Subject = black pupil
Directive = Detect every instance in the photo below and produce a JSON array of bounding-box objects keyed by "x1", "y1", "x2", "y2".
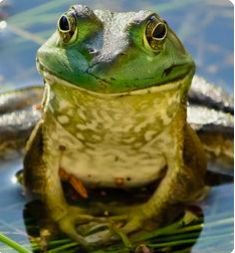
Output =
[
  {"x1": 59, "y1": 16, "x2": 70, "y2": 31},
  {"x1": 153, "y1": 23, "x2": 166, "y2": 39}
]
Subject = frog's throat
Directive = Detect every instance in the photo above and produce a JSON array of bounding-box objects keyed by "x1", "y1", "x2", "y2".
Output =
[
  {"x1": 43, "y1": 68, "x2": 191, "y2": 145},
  {"x1": 42, "y1": 69, "x2": 193, "y2": 97}
]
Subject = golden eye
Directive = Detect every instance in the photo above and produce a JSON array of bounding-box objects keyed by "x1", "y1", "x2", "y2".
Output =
[
  {"x1": 145, "y1": 15, "x2": 168, "y2": 51},
  {"x1": 57, "y1": 13, "x2": 77, "y2": 43}
]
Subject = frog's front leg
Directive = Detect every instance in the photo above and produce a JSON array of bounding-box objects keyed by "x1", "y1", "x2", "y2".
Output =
[
  {"x1": 23, "y1": 121, "x2": 98, "y2": 246},
  {"x1": 110, "y1": 124, "x2": 207, "y2": 235}
]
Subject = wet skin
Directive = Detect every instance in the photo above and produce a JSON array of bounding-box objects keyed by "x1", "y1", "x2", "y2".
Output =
[{"x1": 7, "y1": 4, "x2": 231, "y2": 247}]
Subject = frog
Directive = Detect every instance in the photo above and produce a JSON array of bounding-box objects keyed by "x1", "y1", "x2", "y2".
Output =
[{"x1": 0, "y1": 4, "x2": 233, "y2": 248}]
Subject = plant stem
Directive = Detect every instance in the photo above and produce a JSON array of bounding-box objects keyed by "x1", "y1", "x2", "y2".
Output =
[{"x1": 0, "y1": 232, "x2": 31, "y2": 253}]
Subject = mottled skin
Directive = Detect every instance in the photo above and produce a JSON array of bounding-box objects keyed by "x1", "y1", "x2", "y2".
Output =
[{"x1": 24, "y1": 5, "x2": 207, "y2": 246}]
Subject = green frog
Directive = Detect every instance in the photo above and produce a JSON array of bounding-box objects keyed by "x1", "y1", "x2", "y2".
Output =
[{"x1": 0, "y1": 4, "x2": 233, "y2": 248}]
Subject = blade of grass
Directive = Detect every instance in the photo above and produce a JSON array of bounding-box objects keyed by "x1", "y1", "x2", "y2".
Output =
[
  {"x1": 149, "y1": 232, "x2": 233, "y2": 247},
  {"x1": 8, "y1": 24, "x2": 45, "y2": 45},
  {"x1": 8, "y1": 0, "x2": 72, "y2": 24},
  {"x1": 8, "y1": 13, "x2": 61, "y2": 29},
  {"x1": 47, "y1": 241, "x2": 79, "y2": 253},
  {"x1": 0, "y1": 232, "x2": 31, "y2": 253}
]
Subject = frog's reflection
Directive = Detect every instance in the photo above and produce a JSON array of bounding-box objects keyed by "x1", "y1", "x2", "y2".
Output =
[{"x1": 22, "y1": 184, "x2": 204, "y2": 253}]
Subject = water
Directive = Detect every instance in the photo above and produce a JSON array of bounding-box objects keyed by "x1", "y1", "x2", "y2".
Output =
[{"x1": 0, "y1": 0, "x2": 233, "y2": 252}]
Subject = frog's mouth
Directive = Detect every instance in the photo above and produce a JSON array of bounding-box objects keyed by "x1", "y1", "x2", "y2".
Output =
[{"x1": 37, "y1": 60, "x2": 194, "y2": 97}]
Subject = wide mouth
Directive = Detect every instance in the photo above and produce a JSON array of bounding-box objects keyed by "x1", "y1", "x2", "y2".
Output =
[{"x1": 37, "y1": 59, "x2": 194, "y2": 97}]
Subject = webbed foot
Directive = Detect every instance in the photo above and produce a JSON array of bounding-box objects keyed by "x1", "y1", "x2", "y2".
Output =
[
  {"x1": 56, "y1": 204, "x2": 142, "y2": 248},
  {"x1": 56, "y1": 206, "x2": 106, "y2": 247},
  {"x1": 110, "y1": 205, "x2": 150, "y2": 234},
  {"x1": 90, "y1": 203, "x2": 153, "y2": 236}
]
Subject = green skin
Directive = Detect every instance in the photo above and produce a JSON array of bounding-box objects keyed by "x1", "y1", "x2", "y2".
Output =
[{"x1": 24, "y1": 5, "x2": 207, "y2": 247}]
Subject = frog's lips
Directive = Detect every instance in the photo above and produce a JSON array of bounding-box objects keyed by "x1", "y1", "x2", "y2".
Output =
[{"x1": 37, "y1": 59, "x2": 194, "y2": 96}]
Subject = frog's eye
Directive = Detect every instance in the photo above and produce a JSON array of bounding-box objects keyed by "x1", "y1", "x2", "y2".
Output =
[
  {"x1": 145, "y1": 15, "x2": 167, "y2": 51},
  {"x1": 57, "y1": 13, "x2": 77, "y2": 43},
  {"x1": 152, "y1": 23, "x2": 167, "y2": 40},
  {"x1": 58, "y1": 16, "x2": 70, "y2": 31}
]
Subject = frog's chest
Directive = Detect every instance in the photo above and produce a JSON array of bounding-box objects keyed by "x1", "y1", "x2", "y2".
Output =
[
  {"x1": 45, "y1": 83, "x2": 181, "y2": 188},
  {"x1": 49, "y1": 119, "x2": 170, "y2": 188}
]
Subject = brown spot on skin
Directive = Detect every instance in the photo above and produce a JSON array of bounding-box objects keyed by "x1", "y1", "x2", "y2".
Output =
[
  {"x1": 115, "y1": 177, "x2": 125, "y2": 187},
  {"x1": 59, "y1": 145, "x2": 66, "y2": 151},
  {"x1": 127, "y1": 177, "x2": 131, "y2": 181},
  {"x1": 114, "y1": 156, "x2": 119, "y2": 161}
]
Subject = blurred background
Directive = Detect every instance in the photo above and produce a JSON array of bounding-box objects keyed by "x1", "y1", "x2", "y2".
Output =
[
  {"x1": 0, "y1": 0, "x2": 233, "y2": 253},
  {"x1": 0, "y1": 0, "x2": 233, "y2": 93}
]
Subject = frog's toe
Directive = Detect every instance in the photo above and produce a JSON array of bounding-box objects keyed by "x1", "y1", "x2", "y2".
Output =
[
  {"x1": 91, "y1": 204, "x2": 145, "y2": 235},
  {"x1": 86, "y1": 229, "x2": 116, "y2": 246},
  {"x1": 110, "y1": 206, "x2": 147, "y2": 235},
  {"x1": 121, "y1": 216, "x2": 143, "y2": 234},
  {"x1": 107, "y1": 214, "x2": 128, "y2": 222},
  {"x1": 84, "y1": 223, "x2": 133, "y2": 248},
  {"x1": 58, "y1": 216, "x2": 88, "y2": 246},
  {"x1": 57, "y1": 206, "x2": 100, "y2": 246}
]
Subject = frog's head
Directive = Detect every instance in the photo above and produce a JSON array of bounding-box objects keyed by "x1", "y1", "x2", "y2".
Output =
[{"x1": 37, "y1": 5, "x2": 195, "y2": 94}]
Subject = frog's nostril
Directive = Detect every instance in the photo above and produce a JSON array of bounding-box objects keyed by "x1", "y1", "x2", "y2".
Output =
[{"x1": 88, "y1": 47, "x2": 98, "y2": 55}]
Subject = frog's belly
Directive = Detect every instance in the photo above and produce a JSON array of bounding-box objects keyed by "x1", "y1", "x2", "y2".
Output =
[{"x1": 61, "y1": 148, "x2": 166, "y2": 188}]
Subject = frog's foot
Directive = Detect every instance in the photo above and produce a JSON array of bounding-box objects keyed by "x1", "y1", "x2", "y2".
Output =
[
  {"x1": 106, "y1": 202, "x2": 164, "y2": 236},
  {"x1": 79, "y1": 219, "x2": 134, "y2": 248},
  {"x1": 115, "y1": 206, "x2": 148, "y2": 235},
  {"x1": 59, "y1": 203, "x2": 159, "y2": 246},
  {"x1": 72, "y1": 204, "x2": 155, "y2": 247},
  {"x1": 84, "y1": 206, "x2": 150, "y2": 247},
  {"x1": 56, "y1": 206, "x2": 106, "y2": 247},
  {"x1": 89, "y1": 204, "x2": 149, "y2": 234}
]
